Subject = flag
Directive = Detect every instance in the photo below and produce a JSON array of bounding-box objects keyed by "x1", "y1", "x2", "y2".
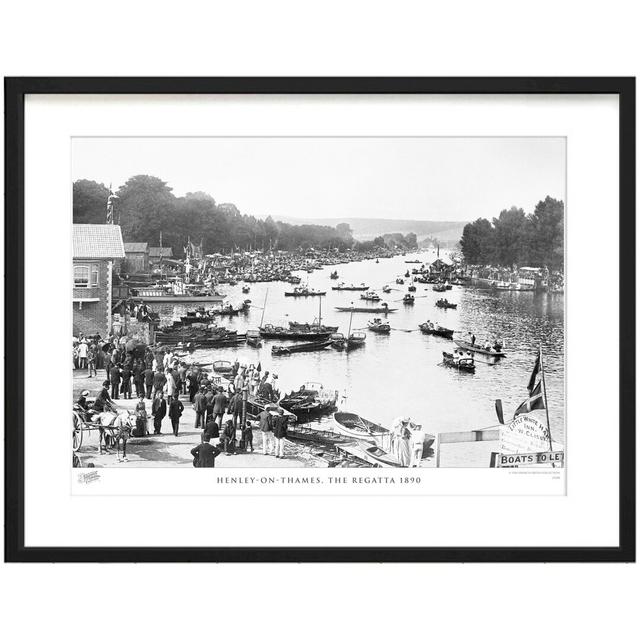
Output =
[
  {"x1": 514, "y1": 381, "x2": 546, "y2": 417},
  {"x1": 527, "y1": 352, "x2": 541, "y2": 393},
  {"x1": 495, "y1": 399, "x2": 505, "y2": 424}
]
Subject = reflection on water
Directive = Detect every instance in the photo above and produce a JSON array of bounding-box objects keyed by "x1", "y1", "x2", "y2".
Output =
[{"x1": 151, "y1": 251, "x2": 565, "y2": 443}]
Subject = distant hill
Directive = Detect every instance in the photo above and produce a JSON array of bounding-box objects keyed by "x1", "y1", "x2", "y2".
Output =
[{"x1": 272, "y1": 216, "x2": 467, "y2": 244}]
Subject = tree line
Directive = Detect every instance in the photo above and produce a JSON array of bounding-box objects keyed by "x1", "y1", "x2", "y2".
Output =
[
  {"x1": 73, "y1": 175, "x2": 358, "y2": 254},
  {"x1": 459, "y1": 196, "x2": 564, "y2": 269}
]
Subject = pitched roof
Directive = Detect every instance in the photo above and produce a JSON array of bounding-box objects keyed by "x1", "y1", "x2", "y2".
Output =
[
  {"x1": 149, "y1": 247, "x2": 173, "y2": 258},
  {"x1": 124, "y1": 242, "x2": 149, "y2": 253},
  {"x1": 73, "y1": 224, "x2": 125, "y2": 259}
]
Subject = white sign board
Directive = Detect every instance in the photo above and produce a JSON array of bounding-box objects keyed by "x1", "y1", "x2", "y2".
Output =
[
  {"x1": 500, "y1": 414, "x2": 551, "y2": 454},
  {"x1": 497, "y1": 451, "x2": 564, "y2": 468}
]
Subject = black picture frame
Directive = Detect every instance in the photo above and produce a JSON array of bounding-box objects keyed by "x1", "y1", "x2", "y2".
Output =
[{"x1": 4, "y1": 77, "x2": 635, "y2": 563}]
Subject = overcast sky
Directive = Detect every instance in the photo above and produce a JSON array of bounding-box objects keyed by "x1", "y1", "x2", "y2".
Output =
[{"x1": 72, "y1": 137, "x2": 565, "y2": 222}]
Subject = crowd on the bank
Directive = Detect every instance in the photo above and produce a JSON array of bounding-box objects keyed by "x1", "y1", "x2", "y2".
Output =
[{"x1": 74, "y1": 334, "x2": 288, "y2": 465}]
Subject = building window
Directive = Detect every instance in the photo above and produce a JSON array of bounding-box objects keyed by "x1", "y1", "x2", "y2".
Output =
[{"x1": 74, "y1": 264, "x2": 99, "y2": 288}]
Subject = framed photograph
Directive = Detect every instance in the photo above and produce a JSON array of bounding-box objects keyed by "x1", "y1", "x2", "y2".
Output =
[{"x1": 5, "y1": 77, "x2": 635, "y2": 562}]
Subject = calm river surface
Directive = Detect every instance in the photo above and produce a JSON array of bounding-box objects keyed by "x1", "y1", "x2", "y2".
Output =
[{"x1": 152, "y1": 250, "x2": 565, "y2": 444}]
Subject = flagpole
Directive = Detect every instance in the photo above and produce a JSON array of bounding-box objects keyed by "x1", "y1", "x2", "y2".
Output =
[{"x1": 539, "y1": 344, "x2": 553, "y2": 452}]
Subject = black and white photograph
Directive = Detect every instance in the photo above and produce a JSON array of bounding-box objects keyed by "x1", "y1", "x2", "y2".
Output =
[{"x1": 71, "y1": 136, "x2": 565, "y2": 472}]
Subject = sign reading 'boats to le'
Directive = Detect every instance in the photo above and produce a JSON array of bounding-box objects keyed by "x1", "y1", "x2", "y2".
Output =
[{"x1": 497, "y1": 451, "x2": 564, "y2": 467}]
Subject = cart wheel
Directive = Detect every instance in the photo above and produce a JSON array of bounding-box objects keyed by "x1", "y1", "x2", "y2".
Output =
[{"x1": 73, "y1": 413, "x2": 83, "y2": 452}]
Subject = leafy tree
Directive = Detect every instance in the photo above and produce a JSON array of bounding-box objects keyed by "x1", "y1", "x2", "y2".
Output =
[
  {"x1": 492, "y1": 207, "x2": 530, "y2": 266},
  {"x1": 116, "y1": 175, "x2": 177, "y2": 246},
  {"x1": 460, "y1": 218, "x2": 495, "y2": 263},
  {"x1": 529, "y1": 196, "x2": 564, "y2": 269},
  {"x1": 73, "y1": 179, "x2": 110, "y2": 223}
]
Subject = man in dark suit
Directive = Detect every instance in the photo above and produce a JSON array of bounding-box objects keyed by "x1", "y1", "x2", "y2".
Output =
[
  {"x1": 109, "y1": 363, "x2": 121, "y2": 400},
  {"x1": 212, "y1": 387, "x2": 228, "y2": 429},
  {"x1": 143, "y1": 366, "x2": 154, "y2": 399},
  {"x1": 272, "y1": 408, "x2": 288, "y2": 459},
  {"x1": 190, "y1": 435, "x2": 221, "y2": 468},
  {"x1": 168, "y1": 392, "x2": 184, "y2": 437},
  {"x1": 193, "y1": 387, "x2": 207, "y2": 429},
  {"x1": 151, "y1": 391, "x2": 167, "y2": 435},
  {"x1": 227, "y1": 390, "x2": 244, "y2": 428},
  {"x1": 153, "y1": 368, "x2": 167, "y2": 395}
]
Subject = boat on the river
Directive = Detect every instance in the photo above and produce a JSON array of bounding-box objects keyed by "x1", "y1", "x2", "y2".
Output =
[
  {"x1": 442, "y1": 351, "x2": 476, "y2": 372},
  {"x1": 284, "y1": 286, "x2": 326, "y2": 297},
  {"x1": 419, "y1": 322, "x2": 454, "y2": 339},
  {"x1": 453, "y1": 339, "x2": 506, "y2": 358},
  {"x1": 367, "y1": 318, "x2": 391, "y2": 334},
  {"x1": 433, "y1": 283, "x2": 447, "y2": 292},
  {"x1": 330, "y1": 270, "x2": 339, "y2": 279},
  {"x1": 335, "y1": 303, "x2": 397, "y2": 313},
  {"x1": 403, "y1": 294, "x2": 415, "y2": 305},
  {"x1": 382, "y1": 285, "x2": 391, "y2": 293},
  {"x1": 242, "y1": 285, "x2": 250, "y2": 294},
  {"x1": 395, "y1": 278, "x2": 405, "y2": 285},
  {"x1": 330, "y1": 332, "x2": 346, "y2": 350},
  {"x1": 345, "y1": 332, "x2": 366, "y2": 350},
  {"x1": 333, "y1": 411, "x2": 390, "y2": 442},
  {"x1": 332, "y1": 283, "x2": 370, "y2": 291},
  {"x1": 360, "y1": 291, "x2": 381, "y2": 302},
  {"x1": 271, "y1": 339, "x2": 333, "y2": 356},
  {"x1": 259, "y1": 324, "x2": 332, "y2": 340},
  {"x1": 408, "y1": 284, "x2": 416, "y2": 292},
  {"x1": 435, "y1": 298, "x2": 457, "y2": 309},
  {"x1": 246, "y1": 329, "x2": 262, "y2": 348},
  {"x1": 212, "y1": 360, "x2": 234, "y2": 377}
]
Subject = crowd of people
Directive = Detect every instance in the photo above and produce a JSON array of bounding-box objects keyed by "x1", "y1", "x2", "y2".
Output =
[{"x1": 74, "y1": 334, "x2": 289, "y2": 465}]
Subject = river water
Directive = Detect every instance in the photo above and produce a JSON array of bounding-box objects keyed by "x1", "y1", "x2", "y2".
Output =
[{"x1": 151, "y1": 249, "x2": 565, "y2": 445}]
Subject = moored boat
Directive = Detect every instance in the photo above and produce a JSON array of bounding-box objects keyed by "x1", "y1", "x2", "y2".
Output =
[
  {"x1": 403, "y1": 294, "x2": 415, "y2": 305},
  {"x1": 333, "y1": 411, "x2": 390, "y2": 442},
  {"x1": 346, "y1": 332, "x2": 366, "y2": 350},
  {"x1": 435, "y1": 298, "x2": 457, "y2": 309},
  {"x1": 259, "y1": 324, "x2": 332, "y2": 340},
  {"x1": 357, "y1": 443, "x2": 404, "y2": 467},
  {"x1": 271, "y1": 339, "x2": 333, "y2": 356}
]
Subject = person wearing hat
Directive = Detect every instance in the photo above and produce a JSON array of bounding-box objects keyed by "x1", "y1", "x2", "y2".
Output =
[
  {"x1": 212, "y1": 386, "x2": 228, "y2": 429},
  {"x1": 168, "y1": 391, "x2": 184, "y2": 437},
  {"x1": 220, "y1": 419, "x2": 237, "y2": 455},
  {"x1": 193, "y1": 386, "x2": 207, "y2": 429},
  {"x1": 93, "y1": 380, "x2": 113, "y2": 413},
  {"x1": 77, "y1": 389, "x2": 90, "y2": 412},
  {"x1": 272, "y1": 407, "x2": 288, "y2": 459},
  {"x1": 151, "y1": 390, "x2": 167, "y2": 435},
  {"x1": 190, "y1": 434, "x2": 221, "y2": 468},
  {"x1": 259, "y1": 406, "x2": 275, "y2": 456}
]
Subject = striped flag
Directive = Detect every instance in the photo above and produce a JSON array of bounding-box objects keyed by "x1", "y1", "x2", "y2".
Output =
[
  {"x1": 527, "y1": 352, "x2": 541, "y2": 393},
  {"x1": 514, "y1": 381, "x2": 546, "y2": 417}
]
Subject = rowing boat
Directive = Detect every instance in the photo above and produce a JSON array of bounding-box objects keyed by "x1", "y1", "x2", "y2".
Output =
[
  {"x1": 442, "y1": 351, "x2": 476, "y2": 372},
  {"x1": 453, "y1": 339, "x2": 506, "y2": 358},
  {"x1": 271, "y1": 339, "x2": 333, "y2": 356},
  {"x1": 335, "y1": 306, "x2": 397, "y2": 313},
  {"x1": 333, "y1": 411, "x2": 390, "y2": 442},
  {"x1": 419, "y1": 323, "x2": 454, "y2": 339},
  {"x1": 357, "y1": 442, "x2": 404, "y2": 467}
]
